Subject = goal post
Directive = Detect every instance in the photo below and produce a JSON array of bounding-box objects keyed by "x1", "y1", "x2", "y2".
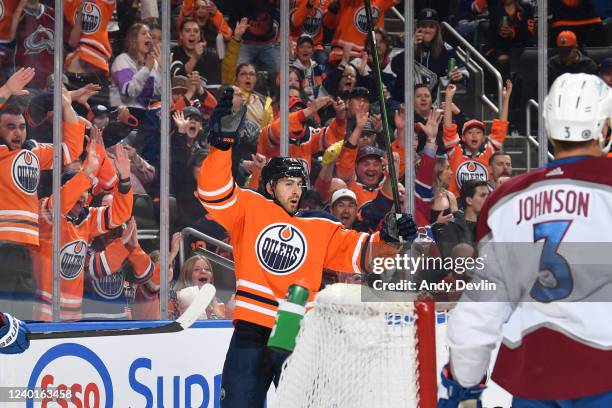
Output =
[{"x1": 273, "y1": 283, "x2": 439, "y2": 408}]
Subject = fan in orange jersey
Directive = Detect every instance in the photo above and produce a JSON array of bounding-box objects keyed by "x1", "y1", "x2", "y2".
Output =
[
  {"x1": 442, "y1": 80, "x2": 513, "y2": 197},
  {"x1": 257, "y1": 94, "x2": 347, "y2": 170},
  {"x1": 326, "y1": 0, "x2": 400, "y2": 64},
  {"x1": 0, "y1": 68, "x2": 87, "y2": 319},
  {"x1": 290, "y1": 0, "x2": 329, "y2": 52},
  {"x1": 198, "y1": 86, "x2": 418, "y2": 407},
  {"x1": 64, "y1": 0, "x2": 115, "y2": 73},
  {"x1": 31, "y1": 133, "x2": 133, "y2": 321}
]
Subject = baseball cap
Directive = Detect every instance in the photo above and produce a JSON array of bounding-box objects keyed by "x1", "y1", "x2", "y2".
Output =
[
  {"x1": 361, "y1": 119, "x2": 377, "y2": 134},
  {"x1": 348, "y1": 86, "x2": 371, "y2": 101},
  {"x1": 91, "y1": 105, "x2": 110, "y2": 117},
  {"x1": 600, "y1": 57, "x2": 612, "y2": 74},
  {"x1": 297, "y1": 34, "x2": 315, "y2": 47},
  {"x1": 356, "y1": 145, "x2": 384, "y2": 162},
  {"x1": 182, "y1": 106, "x2": 203, "y2": 121},
  {"x1": 331, "y1": 188, "x2": 357, "y2": 207},
  {"x1": 462, "y1": 119, "x2": 486, "y2": 135},
  {"x1": 289, "y1": 96, "x2": 307, "y2": 111},
  {"x1": 417, "y1": 8, "x2": 439, "y2": 24},
  {"x1": 172, "y1": 75, "x2": 189, "y2": 93},
  {"x1": 556, "y1": 31, "x2": 577, "y2": 48}
]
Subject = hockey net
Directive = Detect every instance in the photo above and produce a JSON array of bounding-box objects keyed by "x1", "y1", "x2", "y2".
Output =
[{"x1": 273, "y1": 283, "x2": 439, "y2": 408}]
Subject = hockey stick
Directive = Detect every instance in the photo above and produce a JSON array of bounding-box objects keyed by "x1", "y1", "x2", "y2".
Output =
[
  {"x1": 26, "y1": 284, "x2": 216, "y2": 340},
  {"x1": 364, "y1": 0, "x2": 401, "y2": 214}
]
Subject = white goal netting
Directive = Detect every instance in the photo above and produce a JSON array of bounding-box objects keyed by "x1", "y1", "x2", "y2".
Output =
[{"x1": 273, "y1": 283, "x2": 430, "y2": 408}]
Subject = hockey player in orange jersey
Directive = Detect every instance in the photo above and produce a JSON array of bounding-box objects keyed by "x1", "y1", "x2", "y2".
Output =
[
  {"x1": 197, "y1": 86, "x2": 417, "y2": 408},
  {"x1": 0, "y1": 68, "x2": 87, "y2": 319},
  {"x1": 31, "y1": 131, "x2": 133, "y2": 321},
  {"x1": 442, "y1": 80, "x2": 513, "y2": 197}
]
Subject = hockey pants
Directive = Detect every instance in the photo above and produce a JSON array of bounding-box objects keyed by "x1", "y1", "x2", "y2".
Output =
[{"x1": 220, "y1": 320, "x2": 288, "y2": 408}]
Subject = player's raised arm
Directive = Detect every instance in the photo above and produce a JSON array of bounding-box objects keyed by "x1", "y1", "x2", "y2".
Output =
[{"x1": 196, "y1": 86, "x2": 247, "y2": 232}]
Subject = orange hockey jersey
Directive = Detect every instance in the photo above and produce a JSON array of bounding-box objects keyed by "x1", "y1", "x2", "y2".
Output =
[
  {"x1": 0, "y1": 0, "x2": 19, "y2": 43},
  {"x1": 0, "y1": 120, "x2": 85, "y2": 246},
  {"x1": 197, "y1": 147, "x2": 379, "y2": 328},
  {"x1": 290, "y1": 0, "x2": 330, "y2": 50},
  {"x1": 32, "y1": 170, "x2": 133, "y2": 321},
  {"x1": 328, "y1": 0, "x2": 396, "y2": 63},
  {"x1": 443, "y1": 119, "x2": 508, "y2": 196},
  {"x1": 257, "y1": 109, "x2": 346, "y2": 169},
  {"x1": 64, "y1": 0, "x2": 115, "y2": 72}
]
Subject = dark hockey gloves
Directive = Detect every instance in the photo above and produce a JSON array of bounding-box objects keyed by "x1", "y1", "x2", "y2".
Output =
[
  {"x1": 209, "y1": 86, "x2": 246, "y2": 151},
  {"x1": 437, "y1": 364, "x2": 486, "y2": 408},
  {"x1": 380, "y1": 212, "x2": 417, "y2": 244}
]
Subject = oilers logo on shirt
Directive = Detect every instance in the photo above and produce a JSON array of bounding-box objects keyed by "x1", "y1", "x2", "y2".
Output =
[
  {"x1": 256, "y1": 223, "x2": 307, "y2": 275},
  {"x1": 456, "y1": 160, "x2": 488, "y2": 188},
  {"x1": 354, "y1": 6, "x2": 380, "y2": 34},
  {"x1": 302, "y1": 9, "x2": 324, "y2": 37},
  {"x1": 12, "y1": 150, "x2": 40, "y2": 195},
  {"x1": 80, "y1": 2, "x2": 102, "y2": 34},
  {"x1": 60, "y1": 240, "x2": 88, "y2": 280}
]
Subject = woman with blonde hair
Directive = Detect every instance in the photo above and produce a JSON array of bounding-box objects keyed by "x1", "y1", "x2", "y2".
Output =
[
  {"x1": 109, "y1": 22, "x2": 162, "y2": 110},
  {"x1": 169, "y1": 254, "x2": 226, "y2": 319},
  {"x1": 430, "y1": 157, "x2": 458, "y2": 225}
]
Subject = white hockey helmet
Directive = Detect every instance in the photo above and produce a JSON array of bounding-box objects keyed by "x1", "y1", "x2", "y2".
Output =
[{"x1": 544, "y1": 73, "x2": 612, "y2": 152}]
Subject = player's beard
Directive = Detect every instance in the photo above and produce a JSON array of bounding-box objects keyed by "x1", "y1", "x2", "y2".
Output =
[{"x1": 272, "y1": 193, "x2": 301, "y2": 216}]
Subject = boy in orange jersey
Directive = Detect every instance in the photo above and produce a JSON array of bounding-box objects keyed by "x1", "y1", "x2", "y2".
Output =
[
  {"x1": 442, "y1": 80, "x2": 513, "y2": 197},
  {"x1": 198, "y1": 86, "x2": 418, "y2": 408},
  {"x1": 31, "y1": 133, "x2": 133, "y2": 321},
  {"x1": 0, "y1": 68, "x2": 87, "y2": 319}
]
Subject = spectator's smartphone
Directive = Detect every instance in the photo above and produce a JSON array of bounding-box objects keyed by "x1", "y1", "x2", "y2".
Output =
[
  {"x1": 443, "y1": 208, "x2": 452, "y2": 216},
  {"x1": 370, "y1": 101, "x2": 381, "y2": 115}
]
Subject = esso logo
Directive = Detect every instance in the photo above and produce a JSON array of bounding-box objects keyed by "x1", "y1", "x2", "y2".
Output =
[
  {"x1": 354, "y1": 6, "x2": 381, "y2": 34},
  {"x1": 60, "y1": 240, "x2": 88, "y2": 280},
  {"x1": 255, "y1": 223, "x2": 307, "y2": 275},
  {"x1": 456, "y1": 160, "x2": 488, "y2": 189},
  {"x1": 79, "y1": 2, "x2": 102, "y2": 34},
  {"x1": 12, "y1": 150, "x2": 40, "y2": 195},
  {"x1": 28, "y1": 343, "x2": 113, "y2": 408}
]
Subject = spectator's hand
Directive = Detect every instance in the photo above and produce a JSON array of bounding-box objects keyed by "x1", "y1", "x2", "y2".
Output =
[
  {"x1": 413, "y1": 28, "x2": 424, "y2": 47},
  {"x1": 170, "y1": 232, "x2": 181, "y2": 261},
  {"x1": 305, "y1": 95, "x2": 332, "y2": 116},
  {"x1": 357, "y1": 52, "x2": 368, "y2": 76},
  {"x1": 116, "y1": 106, "x2": 133, "y2": 126},
  {"x1": 394, "y1": 104, "x2": 405, "y2": 131},
  {"x1": 2, "y1": 67, "x2": 35, "y2": 96},
  {"x1": 145, "y1": 48, "x2": 156, "y2": 69},
  {"x1": 233, "y1": 18, "x2": 249, "y2": 41},
  {"x1": 121, "y1": 217, "x2": 136, "y2": 244},
  {"x1": 423, "y1": 108, "x2": 442, "y2": 142},
  {"x1": 341, "y1": 43, "x2": 352, "y2": 65},
  {"x1": 450, "y1": 67, "x2": 463, "y2": 82},
  {"x1": 440, "y1": 101, "x2": 461, "y2": 115},
  {"x1": 83, "y1": 133, "x2": 100, "y2": 178},
  {"x1": 502, "y1": 79, "x2": 513, "y2": 101},
  {"x1": 172, "y1": 110, "x2": 189, "y2": 133},
  {"x1": 152, "y1": 43, "x2": 162, "y2": 69},
  {"x1": 445, "y1": 84, "x2": 457, "y2": 101},
  {"x1": 114, "y1": 143, "x2": 131, "y2": 180},
  {"x1": 204, "y1": 0, "x2": 218, "y2": 15},
  {"x1": 332, "y1": 97, "x2": 347, "y2": 121},
  {"x1": 435, "y1": 211, "x2": 454, "y2": 224},
  {"x1": 194, "y1": 41, "x2": 205, "y2": 58},
  {"x1": 123, "y1": 144, "x2": 137, "y2": 161},
  {"x1": 188, "y1": 71, "x2": 202, "y2": 95},
  {"x1": 355, "y1": 110, "x2": 369, "y2": 130},
  {"x1": 71, "y1": 83, "x2": 101, "y2": 106},
  {"x1": 251, "y1": 153, "x2": 267, "y2": 169}
]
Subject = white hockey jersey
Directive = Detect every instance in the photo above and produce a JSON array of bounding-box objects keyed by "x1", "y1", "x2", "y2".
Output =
[{"x1": 447, "y1": 155, "x2": 612, "y2": 400}]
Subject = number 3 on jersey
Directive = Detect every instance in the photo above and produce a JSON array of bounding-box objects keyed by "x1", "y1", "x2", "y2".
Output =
[{"x1": 530, "y1": 220, "x2": 573, "y2": 302}]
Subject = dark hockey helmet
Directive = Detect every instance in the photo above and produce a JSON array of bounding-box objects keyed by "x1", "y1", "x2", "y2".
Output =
[{"x1": 261, "y1": 157, "x2": 309, "y2": 190}]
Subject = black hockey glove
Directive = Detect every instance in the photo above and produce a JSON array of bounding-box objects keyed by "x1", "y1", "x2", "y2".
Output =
[
  {"x1": 209, "y1": 86, "x2": 246, "y2": 151},
  {"x1": 380, "y1": 212, "x2": 417, "y2": 244}
]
